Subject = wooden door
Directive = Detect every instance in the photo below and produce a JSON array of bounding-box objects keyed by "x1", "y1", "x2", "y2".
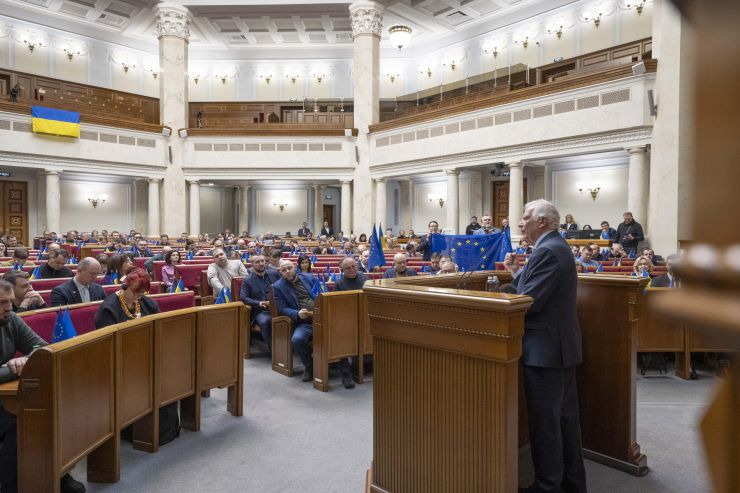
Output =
[
  {"x1": 0, "y1": 181, "x2": 29, "y2": 246},
  {"x1": 492, "y1": 179, "x2": 527, "y2": 228},
  {"x1": 322, "y1": 205, "x2": 335, "y2": 230}
]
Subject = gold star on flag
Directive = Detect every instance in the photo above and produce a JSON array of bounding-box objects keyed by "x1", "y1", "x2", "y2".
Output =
[
  {"x1": 465, "y1": 240, "x2": 471, "y2": 244},
  {"x1": 481, "y1": 264, "x2": 485, "y2": 268},
  {"x1": 457, "y1": 241, "x2": 463, "y2": 246},
  {"x1": 480, "y1": 247, "x2": 485, "y2": 251},
  {"x1": 451, "y1": 248, "x2": 456, "y2": 253},
  {"x1": 473, "y1": 242, "x2": 479, "y2": 246}
]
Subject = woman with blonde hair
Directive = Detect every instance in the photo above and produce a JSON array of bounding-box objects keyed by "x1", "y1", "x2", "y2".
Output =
[{"x1": 633, "y1": 255, "x2": 655, "y2": 283}]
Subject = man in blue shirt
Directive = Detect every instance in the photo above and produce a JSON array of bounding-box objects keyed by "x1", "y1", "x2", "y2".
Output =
[
  {"x1": 575, "y1": 246, "x2": 600, "y2": 269},
  {"x1": 239, "y1": 254, "x2": 275, "y2": 352},
  {"x1": 473, "y1": 215, "x2": 501, "y2": 235}
]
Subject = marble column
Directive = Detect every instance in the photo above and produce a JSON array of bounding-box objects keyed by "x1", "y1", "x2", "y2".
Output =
[
  {"x1": 313, "y1": 184, "x2": 324, "y2": 234},
  {"x1": 627, "y1": 146, "x2": 650, "y2": 234},
  {"x1": 349, "y1": 1, "x2": 383, "y2": 237},
  {"x1": 45, "y1": 170, "x2": 60, "y2": 233},
  {"x1": 508, "y1": 161, "x2": 524, "y2": 241},
  {"x1": 238, "y1": 184, "x2": 250, "y2": 235},
  {"x1": 147, "y1": 178, "x2": 161, "y2": 236},
  {"x1": 445, "y1": 170, "x2": 460, "y2": 234},
  {"x1": 375, "y1": 178, "x2": 387, "y2": 227},
  {"x1": 340, "y1": 180, "x2": 353, "y2": 234},
  {"x1": 399, "y1": 178, "x2": 413, "y2": 232},
  {"x1": 188, "y1": 180, "x2": 200, "y2": 235},
  {"x1": 155, "y1": 3, "x2": 191, "y2": 235}
]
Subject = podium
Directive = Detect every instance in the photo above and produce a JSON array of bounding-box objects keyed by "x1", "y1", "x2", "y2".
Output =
[{"x1": 364, "y1": 272, "x2": 532, "y2": 493}]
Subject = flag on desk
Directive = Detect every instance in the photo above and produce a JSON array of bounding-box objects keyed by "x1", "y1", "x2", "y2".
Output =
[
  {"x1": 36, "y1": 249, "x2": 43, "y2": 261},
  {"x1": 111, "y1": 272, "x2": 119, "y2": 285},
  {"x1": 215, "y1": 287, "x2": 232, "y2": 304},
  {"x1": 31, "y1": 106, "x2": 80, "y2": 138},
  {"x1": 29, "y1": 265, "x2": 40, "y2": 280},
  {"x1": 430, "y1": 232, "x2": 512, "y2": 272},
  {"x1": 597, "y1": 263, "x2": 603, "y2": 273},
  {"x1": 52, "y1": 308, "x2": 77, "y2": 343},
  {"x1": 368, "y1": 224, "x2": 386, "y2": 272},
  {"x1": 174, "y1": 278, "x2": 184, "y2": 293},
  {"x1": 310, "y1": 277, "x2": 321, "y2": 298},
  {"x1": 378, "y1": 223, "x2": 387, "y2": 249},
  {"x1": 187, "y1": 250, "x2": 194, "y2": 260}
]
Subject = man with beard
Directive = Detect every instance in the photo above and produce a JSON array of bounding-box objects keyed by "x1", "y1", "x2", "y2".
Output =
[{"x1": 239, "y1": 254, "x2": 275, "y2": 352}]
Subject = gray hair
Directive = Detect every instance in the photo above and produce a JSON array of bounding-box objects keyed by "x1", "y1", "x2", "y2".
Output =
[
  {"x1": 278, "y1": 259, "x2": 293, "y2": 269},
  {"x1": 524, "y1": 199, "x2": 560, "y2": 230}
]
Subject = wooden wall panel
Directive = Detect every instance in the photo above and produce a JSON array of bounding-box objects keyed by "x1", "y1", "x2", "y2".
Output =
[{"x1": 0, "y1": 181, "x2": 29, "y2": 246}]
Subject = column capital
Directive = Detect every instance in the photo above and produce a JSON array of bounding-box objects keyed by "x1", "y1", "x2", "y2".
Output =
[
  {"x1": 340, "y1": 179, "x2": 353, "y2": 185},
  {"x1": 506, "y1": 161, "x2": 523, "y2": 169},
  {"x1": 239, "y1": 183, "x2": 250, "y2": 190},
  {"x1": 148, "y1": 177, "x2": 162, "y2": 183},
  {"x1": 155, "y1": 3, "x2": 192, "y2": 41},
  {"x1": 374, "y1": 177, "x2": 386, "y2": 183},
  {"x1": 349, "y1": 1, "x2": 384, "y2": 38},
  {"x1": 445, "y1": 169, "x2": 460, "y2": 176},
  {"x1": 626, "y1": 146, "x2": 647, "y2": 154},
  {"x1": 44, "y1": 169, "x2": 60, "y2": 176},
  {"x1": 187, "y1": 180, "x2": 199, "y2": 185}
]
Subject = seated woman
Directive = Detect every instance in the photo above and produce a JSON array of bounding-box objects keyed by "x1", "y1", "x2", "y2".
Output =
[
  {"x1": 162, "y1": 250, "x2": 180, "y2": 289},
  {"x1": 561, "y1": 214, "x2": 578, "y2": 231},
  {"x1": 103, "y1": 253, "x2": 133, "y2": 284},
  {"x1": 296, "y1": 253, "x2": 312, "y2": 274},
  {"x1": 358, "y1": 233, "x2": 367, "y2": 243},
  {"x1": 582, "y1": 224, "x2": 593, "y2": 230},
  {"x1": 633, "y1": 255, "x2": 655, "y2": 280},
  {"x1": 0, "y1": 240, "x2": 7, "y2": 258},
  {"x1": 95, "y1": 268, "x2": 159, "y2": 327}
]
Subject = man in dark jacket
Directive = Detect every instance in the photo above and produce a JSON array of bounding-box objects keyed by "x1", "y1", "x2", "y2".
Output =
[
  {"x1": 615, "y1": 212, "x2": 644, "y2": 254},
  {"x1": 37, "y1": 249, "x2": 74, "y2": 279},
  {"x1": 503, "y1": 199, "x2": 587, "y2": 493},
  {"x1": 383, "y1": 253, "x2": 418, "y2": 278},
  {"x1": 4, "y1": 271, "x2": 46, "y2": 312},
  {"x1": 334, "y1": 257, "x2": 367, "y2": 292},
  {"x1": 239, "y1": 254, "x2": 275, "y2": 351},
  {"x1": 51, "y1": 257, "x2": 105, "y2": 306},
  {"x1": 415, "y1": 220, "x2": 439, "y2": 261},
  {"x1": 465, "y1": 216, "x2": 481, "y2": 235}
]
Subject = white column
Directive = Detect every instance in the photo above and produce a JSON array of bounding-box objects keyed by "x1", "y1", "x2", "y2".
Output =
[
  {"x1": 238, "y1": 184, "x2": 250, "y2": 235},
  {"x1": 349, "y1": 1, "x2": 383, "y2": 237},
  {"x1": 188, "y1": 180, "x2": 200, "y2": 235},
  {"x1": 627, "y1": 146, "x2": 650, "y2": 234},
  {"x1": 147, "y1": 178, "x2": 161, "y2": 236},
  {"x1": 445, "y1": 170, "x2": 460, "y2": 234},
  {"x1": 45, "y1": 170, "x2": 60, "y2": 233},
  {"x1": 156, "y1": 3, "x2": 191, "y2": 235},
  {"x1": 375, "y1": 178, "x2": 387, "y2": 227},
  {"x1": 508, "y1": 161, "x2": 524, "y2": 241},
  {"x1": 400, "y1": 178, "x2": 413, "y2": 232},
  {"x1": 340, "y1": 180, "x2": 353, "y2": 234},
  {"x1": 313, "y1": 184, "x2": 324, "y2": 234}
]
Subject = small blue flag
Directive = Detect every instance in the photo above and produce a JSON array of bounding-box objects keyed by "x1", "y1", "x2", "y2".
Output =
[
  {"x1": 421, "y1": 265, "x2": 428, "y2": 273},
  {"x1": 310, "y1": 278, "x2": 321, "y2": 298},
  {"x1": 322, "y1": 280, "x2": 328, "y2": 293},
  {"x1": 29, "y1": 265, "x2": 40, "y2": 280},
  {"x1": 215, "y1": 287, "x2": 232, "y2": 304},
  {"x1": 642, "y1": 269, "x2": 649, "y2": 278},
  {"x1": 368, "y1": 224, "x2": 386, "y2": 272},
  {"x1": 597, "y1": 263, "x2": 603, "y2": 273},
  {"x1": 52, "y1": 308, "x2": 77, "y2": 343}
]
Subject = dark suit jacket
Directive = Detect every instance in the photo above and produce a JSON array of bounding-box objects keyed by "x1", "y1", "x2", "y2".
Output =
[
  {"x1": 416, "y1": 235, "x2": 433, "y2": 261},
  {"x1": 297, "y1": 228, "x2": 311, "y2": 237},
  {"x1": 265, "y1": 266, "x2": 281, "y2": 283},
  {"x1": 561, "y1": 223, "x2": 578, "y2": 231},
  {"x1": 512, "y1": 230, "x2": 582, "y2": 368},
  {"x1": 616, "y1": 221, "x2": 644, "y2": 248},
  {"x1": 383, "y1": 267, "x2": 418, "y2": 278},
  {"x1": 51, "y1": 279, "x2": 106, "y2": 307},
  {"x1": 650, "y1": 274, "x2": 676, "y2": 288},
  {"x1": 38, "y1": 263, "x2": 74, "y2": 279},
  {"x1": 132, "y1": 248, "x2": 154, "y2": 258},
  {"x1": 273, "y1": 273, "x2": 318, "y2": 323},
  {"x1": 320, "y1": 227, "x2": 334, "y2": 237},
  {"x1": 239, "y1": 271, "x2": 273, "y2": 321}
]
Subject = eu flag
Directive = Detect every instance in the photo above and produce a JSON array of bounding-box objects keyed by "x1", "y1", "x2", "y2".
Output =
[
  {"x1": 52, "y1": 308, "x2": 77, "y2": 343},
  {"x1": 368, "y1": 224, "x2": 386, "y2": 271},
  {"x1": 215, "y1": 287, "x2": 232, "y2": 304},
  {"x1": 429, "y1": 232, "x2": 512, "y2": 272},
  {"x1": 310, "y1": 277, "x2": 321, "y2": 298}
]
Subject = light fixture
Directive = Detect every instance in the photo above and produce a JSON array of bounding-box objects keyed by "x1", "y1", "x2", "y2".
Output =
[
  {"x1": 260, "y1": 73, "x2": 273, "y2": 84},
  {"x1": 87, "y1": 194, "x2": 108, "y2": 208},
  {"x1": 546, "y1": 24, "x2": 564, "y2": 39},
  {"x1": 121, "y1": 62, "x2": 135, "y2": 73},
  {"x1": 582, "y1": 11, "x2": 603, "y2": 28},
  {"x1": 427, "y1": 194, "x2": 445, "y2": 208},
  {"x1": 386, "y1": 73, "x2": 400, "y2": 83},
  {"x1": 515, "y1": 36, "x2": 529, "y2": 49},
  {"x1": 624, "y1": 1, "x2": 647, "y2": 15},
  {"x1": 388, "y1": 25, "x2": 412, "y2": 51},
  {"x1": 63, "y1": 48, "x2": 82, "y2": 60},
  {"x1": 273, "y1": 202, "x2": 288, "y2": 212},
  {"x1": 148, "y1": 68, "x2": 159, "y2": 79},
  {"x1": 286, "y1": 73, "x2": 300, "y2": 84},
  {"x1": 190, "y1": 73, "x2": 203, "y2": 84},
  {"x1": 313, "y1": 73, "x2": 327, "y2": 84},
  {"x1": 421, "y1": 67, "x2": 432, "y2": 78},
  {"x1": 444, "y1": 60, "x2": 457, "y2": 71},
  {"x1": 577, "y1": 183, "x2": 601, "y2": 201},
  {"x1": 482, "y1": 46, "x2": 499, "y2": 59},
  {"x1": 24, "y1": 39, "x2": 43, "y2": 52}
]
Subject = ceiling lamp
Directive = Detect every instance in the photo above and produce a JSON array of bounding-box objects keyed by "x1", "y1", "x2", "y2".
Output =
[{"x1": 388, "y1": 25, "x2": 412, "y2": 51}]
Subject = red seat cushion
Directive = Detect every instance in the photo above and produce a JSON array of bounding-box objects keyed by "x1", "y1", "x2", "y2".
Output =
[
  {"x1": 175, "y1": 265, "x2": 208, "y2": 290},
  {"x1": 153, "y1": 291, "x2": 195, "y2": 311}
]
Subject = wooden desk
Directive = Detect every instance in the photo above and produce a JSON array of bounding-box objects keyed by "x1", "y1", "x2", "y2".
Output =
[
  {"x1": 566, "y1": 239, "x2": 611, "y2": 247},
  {"x1": 0, "y1": 380, "x2": 19, "y2": 414}
]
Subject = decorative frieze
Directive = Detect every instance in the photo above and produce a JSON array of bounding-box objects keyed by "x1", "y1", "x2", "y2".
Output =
[
  {"x1": 349, "y1": 1, "x2": 383, "y2": 37},
  {"x1": 155, "y1": 3, "x2": 192, "y2": 41}
]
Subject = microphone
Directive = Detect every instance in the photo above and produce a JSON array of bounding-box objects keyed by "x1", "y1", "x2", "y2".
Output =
[{"x1": 455, "y1": 267, "x2": 477, "y2": 291}]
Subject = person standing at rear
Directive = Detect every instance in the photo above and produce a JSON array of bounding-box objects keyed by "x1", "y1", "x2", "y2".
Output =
[{"x1": 503, "y1": 199, "x2": 587, "y2": 493}]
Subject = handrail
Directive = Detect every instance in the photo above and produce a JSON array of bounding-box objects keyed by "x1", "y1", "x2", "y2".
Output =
[{"x1": 184, "y1": 125, "x2": 358, "y2": 137}]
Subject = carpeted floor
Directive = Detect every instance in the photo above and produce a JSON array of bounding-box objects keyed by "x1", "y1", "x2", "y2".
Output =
[{"x1": 80, "y1": 354, "x2": 716, "y2": 493}]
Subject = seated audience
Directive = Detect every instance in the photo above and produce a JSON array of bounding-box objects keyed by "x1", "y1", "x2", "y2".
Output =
[
  {"x1": 633, "y1": 255, "x2": 655, "y2": 278},
  {"x1": 144, "y1": 245, "x2": 172, "y2": 273},
  {"x1": 5, "y1": 235, "x2": 18, "y2": 248},
  {"x1": 651, "y1": 255, "x2": 680, "y2": 288},
  {"x1": 608, "y1": 243, "x2": 628, "y2": 259},
  {"x1": 161, "y1": 250, "x2": 180, "y2": 289},
  {"x1": 571, "y1": 246, "x2": 580, "y2": 258},
  {"x1": 429, "y1": 253, "x2": 442, "y2": 274},
  {"x1": 4, "y1": 271, "x2": 46, "y2": 312},
  {"x1": 320, "y1": 221, "x2": 334, "y2": 237},
  {"x1": 642, "y1": 247, "x2": 664, "y2": 264},
  {"x1": 500, "y1": 218, "x2": 510, "y2": 231},
  {"x1": 50, "y1": 257, "x2": 105, "y2": 306},
  {"x1": 0, "y1": 247, "x2": 36, "y2": 268},
  {"x1": 561, "y1": 214, "x2": 578, "y2": 231},
  {"x1": 0, "y1": 280, "x2": 86, "y2": 493},
  {"x1": 357, "y1": 250, "x2": 370, "y2": 273},
  {"x1": 103, "y1": 253, "x2": 134, "y2": 284},
  {"x1": 207, "y1": 248, "x2": 247, "y2": 295},
  {"x1": 616, "y1": 212, "x2": 645, "y2": 254},
  {"x1": 239, "y1": 254, "x2": 275, "y2": 352},
  {"x1": 38, "y1": 249, "x2": 74, "y2": 279},
  {"x1": 519, "y1": 239, "x2": 533, "y2": 254},
  {"x1": 96, "y1": 253, "x2": 109, "y2": 272},
  {"x1": 0, "y1": 241, "x2": 7, "y2": 257},
  {"x1": 405, "y1": 242, "x2": 418, "y2": 257},
  {"x1": 438, "y1": 258, "x2": 458, "y2": 274},
  {"x1": 334, "y1": 257, "x2": 367, "y2": 292},
  {"x1": 296, "y1": 254, "x2": 313, "y2": 274},
  {"x1": 473, "y1": 215, "x2": 500, "y2": 235},
  {"x1": 298, "y1": 222, "x2": 311, "y2": 237},
  {"x1": 383, "y1": 253, "x2": 418, "y2": 278},
  {"x1": 266, "y1": 250, "x2": 282, "y2": 281},
  {"x1": 576, "y1": 247, "x2": 600, "y2": 269}
]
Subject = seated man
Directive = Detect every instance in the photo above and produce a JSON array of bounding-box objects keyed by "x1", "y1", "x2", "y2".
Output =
[
  {"x1": 144, "y1": 245, "x2": 172, "y2": 274},
  {"x1": 357, "y1": 250, "x2": 371, "y2": 273},
  {"x1": 383, "y1": 253, "x2": 418, "y2": 278},
  {"x1": 207, "y1": 248, "x2": 247, "y2": 295},
  {"x1": 3, "y1": 271, "x2": 46, "y2": 312},
  {"x1": 438, "y1": 257, "x2": 458, "y2": 274},
  {"x1": 51, "y1": 257, "x2": 105, "y2": 306},
  {"x1": 429, "y1": 253, "x2": 442, "y2": 274},
  {"x1": 38, "y1": 249, "x2": 74, "y2": 279},
  {"x1": 273, "y1": 259, "x2": 319, "y2": 383},
  {"x1": 642, "y1": 247, "x2": 664, "y2": 264},
  {"x1": 239, "y1": 254, "x2": 275, "y2": 351},
  {"x1": 608, "y1": 243, "x2": 628, "y2": 259},
  {"x1": 266, "y1": 250, "x2": 282, "y2": 282},
  {"x1": 473, "y1": 215, "x2": 501, "y2": 235},
  {"x1": 0, "y1": 248, "x2": 36, "y2": 268},
  {"x1": 575, "y1": 246, "x2": 600, "y2": 269},
  {"x1": 0, "y1": 280, "x2": 86, "y2": 493},
  {"x1": 334, "y1": 257, "x2": 367, "y2": 292},
  {"x1": 651, "y1": 254, "x2": 680, "y2": 288}
]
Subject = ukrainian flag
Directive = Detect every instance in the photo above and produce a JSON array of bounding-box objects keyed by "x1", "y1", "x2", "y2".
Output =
[{"x1": 32, "y1": 106, "x2": 80, "y2": 138}]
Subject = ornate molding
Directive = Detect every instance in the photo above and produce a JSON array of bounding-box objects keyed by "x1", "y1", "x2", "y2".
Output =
[
  {"x1": 0, "y1": 152, "x2": 166, "y2": 177},
  {"x1": 155, "y1": 3, "x2": 192, "y2": 41},
  {"x1": 349, "y1": 2, "x2": 384, "y2": 38}
]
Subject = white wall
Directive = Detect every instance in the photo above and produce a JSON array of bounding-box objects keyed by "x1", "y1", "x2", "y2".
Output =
[
  {"x1": 59, "y1": 176, "x2": 134, "y2": 232},
  {"x1": 199, "y1": 186, "x2": 235, "y2": 234},
  {"x1": 253, "y1": 187, "x2": 309, "y2": 235},
  {"x1": 411, "y1": 174, "x2": 475, "y2": 233},
  {"x1": 550, "y1": 160, "x2": 628, "y2": 229}
]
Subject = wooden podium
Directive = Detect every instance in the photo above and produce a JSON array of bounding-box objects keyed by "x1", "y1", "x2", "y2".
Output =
[{"x1": 364, "y1": 272, "x2": 532, "y2": 493}]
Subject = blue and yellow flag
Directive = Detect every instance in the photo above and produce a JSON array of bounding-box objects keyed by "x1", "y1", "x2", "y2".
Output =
[
  {"x1": 215, "y1": 287, "x2": 232, "y2": 304},
  {"x1": 29, "y1": 266, "x2": 40, "y2": 280},
  {"x1": 430, "y1": 232, "x2": 512, "y2": 272},
  {"x1": 368, "y1": 224, "x2": 386, "y2": 272},
  {"x1": 52, "y1": 308, "x2": 78, "y2": 343},
  {"x1": 32, "y1": 106, "x2": 80, "y2": 138}
]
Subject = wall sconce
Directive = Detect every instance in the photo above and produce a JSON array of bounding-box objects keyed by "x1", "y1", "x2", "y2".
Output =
[
  {"x1": 24, "y1": 39, "x2": 44, "y2": 52},
  {"x1": 386, "y1": 73, "x2": 400, "y2": 83},
  {"x1": 582, "y1": 11, "x2": 603, "y2": 28},
  {"x1": 273, "y1": 202, "x2": 288, "y2": 212},
  {"x1": 421, "y1": 68, "x2": 432, "y2": 78},
  {"x1": 444, "y1": 61, "x2": 457, "y2": 71},
  {"x1": 121, "y1": 62, "x2": 135, "y2": 73},
  {"x1": 217, "y1": 75, "x2": 228, "y2": 84},
  {"x1": 428, "y1": 194, "x2": 445, "y2": 208},
  {"x1": 63, "y1": 48, "x2": 82, "y2": 60},
  {"x1": 623, "y1": 1, "x2": 647, "y2": 15},
  {"x1": 482, "y1": 46, "x2": 499, "y2": 59},
  {"x1": 286, "y1": 74, "x2": 300, "y2": 84},
  {"x1": 87, "y1": 194, "x2": 108, "y2": 208},
  {"x1": 313, "y1": 73, "x2": 327, "y2": 84},
  {"x1": 546, "y1": 24, "x2": 564, "y2": 39},
  {"x1": 147, "y1": 68, "x2": 159, "y2": 79},
  {"x1": 577, "y1": 183, "x2": 601, "y2": 201},
  {"x1": 259, "y1": 74, "x2": 274, "y2": 84},
  {"x1": 190, "y1": 73, "x2": 204, "y2": 84},
  {"x1": 514, "y1": 36, "x2": 529, "y2": 49}
]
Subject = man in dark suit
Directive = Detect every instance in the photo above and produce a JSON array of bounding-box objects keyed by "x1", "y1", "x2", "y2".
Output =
[
  {"x1": 320, "y1": 221, "x2": 334, "y2": 237},
  {"x1": 465, "y1": 216, "x2": 481, "y2": 235},
  {"x1": 51, "y1": 257, "x2": 105, "y2": 306},
  {"x1": 297, "y1": 222, "x2": 311, "y2": 237},
  {"x1": 615, "y1": 212, "x2": 644, "y2": 254},
  {"x1": 651, "y1": 255, "x2": 679, "y2": 288},
  {"x1": 37, "y1": 249, "x2": 74, "y2": 279},
  {"x1": 239, "y1": 254, "x2": 275, "y2": 352},
  {"x1": 383, "y1": 253, "x2": 418, "y2": 278},
  {"x1": 415, "y1": 220, "x2": 439, "y2": 261},
  {"x1": 503, "y1": 199, "x2": 587, "y2": 493},
  {"x1": 273, "y1": 259, "x2": 319, "y2": 382},
  {"x1": 132, "y1": 239, "x2": 153, "y2": 258}
]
